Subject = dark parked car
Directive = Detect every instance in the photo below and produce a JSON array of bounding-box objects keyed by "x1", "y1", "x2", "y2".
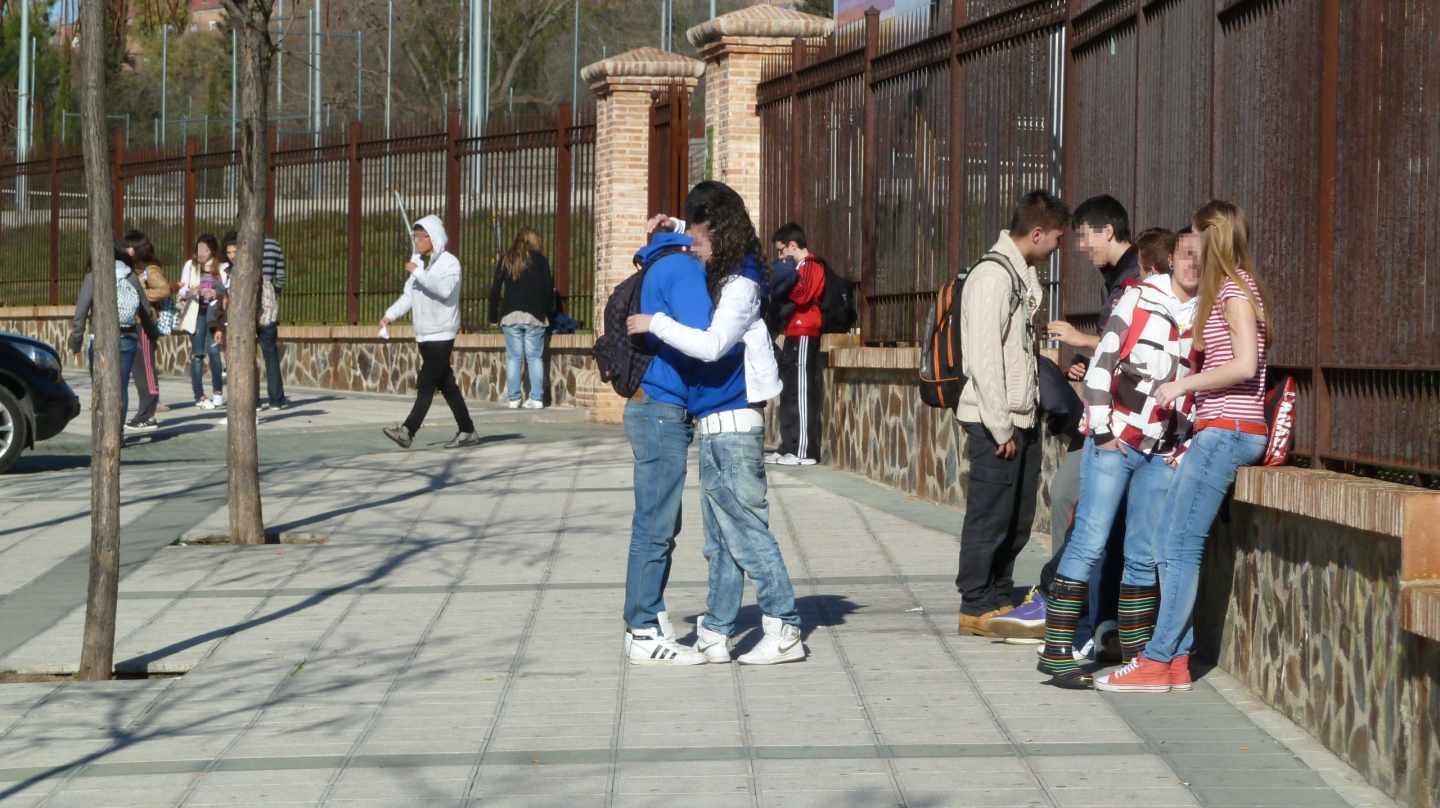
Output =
[{"x1": 0, "y1": 333, "x2": 82, "y2": 473}]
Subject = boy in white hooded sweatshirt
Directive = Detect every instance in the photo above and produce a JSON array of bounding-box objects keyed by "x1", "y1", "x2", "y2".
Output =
[{"x1": 380, "y1": 216, "x2": 481, "y2": 449}]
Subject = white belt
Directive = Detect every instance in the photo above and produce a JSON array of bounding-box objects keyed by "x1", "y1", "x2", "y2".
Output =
[{"x1": 698, "y1": 408, "x2": 764, "y2": 436}]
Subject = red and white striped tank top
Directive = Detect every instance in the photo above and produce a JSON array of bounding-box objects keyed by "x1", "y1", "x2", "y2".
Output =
[{"x1": 1194, "y1": 271, "x2": 1268, "y2": 423}]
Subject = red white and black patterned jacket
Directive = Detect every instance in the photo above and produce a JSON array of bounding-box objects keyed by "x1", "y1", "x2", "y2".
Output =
[{"x1": 1082, "y1": 274, "x2": 1198, "y2": 455}]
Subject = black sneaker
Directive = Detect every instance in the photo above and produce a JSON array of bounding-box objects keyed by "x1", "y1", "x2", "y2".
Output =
[
  {"x1": 383, "y1": 425, "x2": 413, "y2": 448},
  {"x1": 259, "y1": 402, "x2": 271, "y2": 411},
  {"x1": 129, "y1": 418, "x2": 159, "y2": 433},
  {"x1": 444, "y1": 432, "x2": 483, "y2": 449}
]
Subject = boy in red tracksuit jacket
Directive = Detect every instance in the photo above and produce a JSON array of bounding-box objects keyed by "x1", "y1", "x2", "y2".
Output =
[{"x1": 769, "y1": 222, "x2": 825, "y2": 466}]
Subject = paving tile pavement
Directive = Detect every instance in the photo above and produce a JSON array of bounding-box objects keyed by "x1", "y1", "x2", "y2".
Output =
[{"x1": 0, "y1": 374, "x2": 1399, "y2": 807}]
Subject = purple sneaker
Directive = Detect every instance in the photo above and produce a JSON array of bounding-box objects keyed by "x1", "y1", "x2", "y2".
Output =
[{"x1": 990, "y1": 588, "x2": 1046, "y2": 644}]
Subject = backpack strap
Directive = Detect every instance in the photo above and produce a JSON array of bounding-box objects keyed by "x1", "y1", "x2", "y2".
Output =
[{"x1": 968, "y1": 251, "x2": 1030, "y2": 340}]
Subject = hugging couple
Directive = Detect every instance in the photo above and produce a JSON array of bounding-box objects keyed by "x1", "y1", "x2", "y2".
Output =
[{"x1": 620, "y1": 181, "x2": 806, "y2": 667}]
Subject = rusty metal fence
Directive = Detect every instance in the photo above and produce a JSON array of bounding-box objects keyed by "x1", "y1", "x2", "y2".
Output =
[
  {"x1": 648, "y1": 85, "x2": 692, "y2": 219},
  {"x1": 1, "y1": 106, "x2": 598, "y2": 332},
  {"x1": 757, "y1": 0, "x2": 1439, "y2": 479}
]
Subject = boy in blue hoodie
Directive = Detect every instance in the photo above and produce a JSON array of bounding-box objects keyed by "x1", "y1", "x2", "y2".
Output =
[{"x1": 621, "y1": 228, "x2": 714, "y2": 666}]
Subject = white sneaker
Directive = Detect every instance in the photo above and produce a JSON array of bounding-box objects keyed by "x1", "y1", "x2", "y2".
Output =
[
  {"x1": 197, "y1": 398, "x2": 216, "y2": 410},
  {"x1": 737, "y1": 616, "x2": 805, "y2": 665},
  {"x1": 523, "y1": 400, "x2": 544, "y2": 410},
  {"x1": 694, "y1": 616, "x2": 732, "y2": 664},
  {"x1": 1035, "y1": 641, "x2": 1094, "y2": 662},
  {"x1": 764, "y1": 452, "x2": 783, "y2": 465},
  {"x1": 212, "y1": 393, "x2": 225, "y2": 408},
  {"x1": 624, "y1": 626, "x2": 707, "y2": 667},
  {"x1": 507, "y1": 400, "x2": 522, "y2": 409},
  {"x1": 775, "y1": 454, "x2": 817, "y2": 467}
]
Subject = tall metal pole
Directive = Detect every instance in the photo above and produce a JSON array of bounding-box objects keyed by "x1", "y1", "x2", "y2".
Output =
[
  {"x1": 710, "y1": 0, "x2": 716, "y2": 19},
  {"x1": 571, "y1": 0, "x2": 580, "y2": 124},
  {"x1": 161, "y1": 25, "x2": 170, "y2": 146},
  {"x1": 468, "y1": 0, "x2": 483, "y2": 133},
  {"x1": 16, "y1": 0, "x2": 31, "y2": 209},
  {"x1": 355, "y1": 31, "x2": 363, "y2": 122},
  {"x1": 276, "y1": 0, "x2": 285, "y2": 114},
  {"x1": 314, "y1": 0, "x2": 324, "y2": 145},
  {"x1": 385, "y1": 0, "x2": 394, "y2": 188},
  {"x1": 29, "y1": 37, "x2": 37, "y2": 151},
  {"x1": 385, "y1": 0, "x2": 394, "y2": 138},
  {"x1": 457, "y1": 20, "x2": 466, "y2": 123},
  {"x1": 230, "y1": 28, "x2": 238, "y2": 148}
]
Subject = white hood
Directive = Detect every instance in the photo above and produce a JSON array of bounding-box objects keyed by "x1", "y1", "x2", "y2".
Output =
[
  {"x1": 1143, "y1": 273, "x2": 1199, "y2": 327},
  {"x1": 114, "y1": 261, "x2": 132, "y2": 280},
  {"x1": 415, "y1": 214, "x2": 448, "y2": 257}
]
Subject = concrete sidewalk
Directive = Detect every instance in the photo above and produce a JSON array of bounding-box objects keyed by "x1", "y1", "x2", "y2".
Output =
[{"x1": 0, "y1": 374, "x2": 1398, "y2": 807}]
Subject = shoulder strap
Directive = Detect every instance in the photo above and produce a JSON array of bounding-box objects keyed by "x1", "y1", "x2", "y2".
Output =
[{"x1": 968, "y1": 251, "x2": 1028, "y2": 314}]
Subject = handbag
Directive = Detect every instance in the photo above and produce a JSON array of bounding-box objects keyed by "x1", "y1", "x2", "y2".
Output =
[
  {"x1": 178, "y1": 298, "x2": 200, "y2": 335},
  {"x1": 156, "y1": 297, "x2": 179, "y2": 335}
]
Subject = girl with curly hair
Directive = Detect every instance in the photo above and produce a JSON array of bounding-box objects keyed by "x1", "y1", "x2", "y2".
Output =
[{"x1": 628, "y1": 181, "x2": 805, "y2": 666}]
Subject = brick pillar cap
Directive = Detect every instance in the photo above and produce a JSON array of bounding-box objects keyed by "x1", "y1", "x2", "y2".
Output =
[
  {"x1": 581, "y1": 47, "x2": 705, "y2": 89},
  {"x1": 685, "y1": 5, "x2": 834, "y2": 50}
]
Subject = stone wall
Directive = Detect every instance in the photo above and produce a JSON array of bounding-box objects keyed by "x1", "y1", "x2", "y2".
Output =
[
  {"x1": 0, "y1": 309, "x2": 597, "y2": 408},
  {"x1": 1196, "y1": 472, "x2": 1440, "y2": 808}
]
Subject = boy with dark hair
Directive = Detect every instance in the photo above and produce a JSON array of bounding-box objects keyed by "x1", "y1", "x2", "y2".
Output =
[
  {"x1": 223, "y1": 230, "x2": 288, "y2": 410},
  {"x1": 989, "y1": 195, "x2": 1139, "y2": 644},
  {"x1": 955, "y1": 190, "x2": 1070, "y2": 636},
  {"x1": 768, "y1": 222, "x2": 826, "y2": 467}
]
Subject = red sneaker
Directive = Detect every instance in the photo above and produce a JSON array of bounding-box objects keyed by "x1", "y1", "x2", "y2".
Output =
[
  {"x1": 1170, "y1": 655, "x2": 1192, "y2": 692},
  {"x1": 1095, "y1": 654, "x2": 1171, "y2": 693}
]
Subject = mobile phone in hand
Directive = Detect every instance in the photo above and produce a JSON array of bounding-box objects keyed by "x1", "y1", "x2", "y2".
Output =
[{"x1": 667, "y1": 217, "x2": 687, "y2": 234}]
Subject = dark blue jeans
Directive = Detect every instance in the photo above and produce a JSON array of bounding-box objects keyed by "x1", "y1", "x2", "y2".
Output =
[
  {"x1": 118, "y1": 332, "x2": 138, "y2": 423},
  {"x1": 259, "y1": 323, "x2": 286, "y2": 406},
  {"x1": 622, "y1": 397, "x2": 693, "y2": 631},
  {"x1": 189, "y1": 309, "x2": 224, "y2": 400}
]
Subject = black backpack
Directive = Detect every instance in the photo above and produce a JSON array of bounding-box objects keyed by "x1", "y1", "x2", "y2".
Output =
[
  {"x1": 592, "y1": 245, "x2": 688, "y2": 398},
  {"x1": 816, "y1": 257, "x2": 858, "y2": 334},
  {"x1": 917, "y1": 251, "x2": 1025, "y2": 409}
]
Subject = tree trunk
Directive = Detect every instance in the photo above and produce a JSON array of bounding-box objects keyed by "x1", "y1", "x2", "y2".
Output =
[
  {"x1": 77, "y1": 0, "x2": 122, "y2": 682},
  {"x1": 220, "y1": 0, "x2": 274, "y2": 545}
]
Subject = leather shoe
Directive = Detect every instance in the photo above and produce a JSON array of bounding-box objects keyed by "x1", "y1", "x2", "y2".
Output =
[{"x1": 958, "y1": 605, "x2": 1014, "y2": 637}]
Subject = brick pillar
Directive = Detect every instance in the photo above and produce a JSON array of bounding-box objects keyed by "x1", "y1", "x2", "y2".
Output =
[
  {"x1": 578, "y1": 48, "x2": 703, "y2": 424},
  {"x1": 687, "y1": 6, "x2": 832, "y2": 220}
]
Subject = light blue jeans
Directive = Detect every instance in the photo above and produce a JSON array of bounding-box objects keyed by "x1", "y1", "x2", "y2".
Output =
[
  {"x1": 1144, "y1": 427, "x2": 1266, "y2": 662},
  {"x1": 622, "y1": 398, "x2": 693, "y2": 631},
  {"x1": 502, "y1": 324, "x2": 546, "y2": 403},
  {"x1": 1057, "y1": 438, "x2": 1176, "y2": 588},
  {"x1": 697, "y1": 426, "x2": 800, "y2": 636}
]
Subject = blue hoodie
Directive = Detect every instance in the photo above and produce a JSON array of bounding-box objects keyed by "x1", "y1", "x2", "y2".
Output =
[
  {"x1": 684, "y1": 256, "x2": 764, "y2": 419},
  {"x1": 636, "y1": 233, "x2": 712, "y2": 408}
]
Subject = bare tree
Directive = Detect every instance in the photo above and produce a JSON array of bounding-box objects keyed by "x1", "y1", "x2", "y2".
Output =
[
  {"x1": 219, "y1": 0, "x2": 273, "y2": 545},
  {"x1": 76, "y1": 0, "x2": 122, "y2": 682}
]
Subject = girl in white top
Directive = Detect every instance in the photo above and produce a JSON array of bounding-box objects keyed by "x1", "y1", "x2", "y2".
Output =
[{"x1": 177, "y1": 234, "x2": 228, "y2": 408}]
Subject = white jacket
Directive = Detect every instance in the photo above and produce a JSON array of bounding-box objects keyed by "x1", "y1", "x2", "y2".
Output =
[
  {"x1": 176, "y1": 259, "x2": 229, "y2": 301},
  {"x1": 648, "y1": 273, "x2": 782, "y2": 404},
  {"x1": 384, "y1": 215, "x2": 462, "y2": 342}
]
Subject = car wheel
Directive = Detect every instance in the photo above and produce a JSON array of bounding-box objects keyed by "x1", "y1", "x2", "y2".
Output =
[{"x1": 0, "y1": 386, "x2": 30, "y2": 474}]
